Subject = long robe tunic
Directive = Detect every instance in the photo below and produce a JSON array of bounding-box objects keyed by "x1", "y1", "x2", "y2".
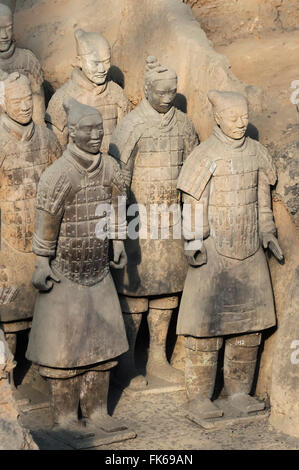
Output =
[
  {"x1": 0, "y1": 115, "x2": 61, "y2": 325},
  {"x1": 109, "y1": 98, "x2": 199, "y2": 298},
  {"x1": 177, "y1": 126, "x2": 277, "y2": 337},
  {"x1": 26, "y1": 145, "x2": 128, "y2": 369}
]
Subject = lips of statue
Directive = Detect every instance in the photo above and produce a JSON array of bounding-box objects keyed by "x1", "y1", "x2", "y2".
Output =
[
  {"x1": 72, "y1": 115, "x2": 104, "y2": 155},
  {"x1": 5, "y1": 85, "x2": 33, "y2": 125},
  {"x1": 146, "y1": 78, "x2": 177, "y2": 114},
  {"x1": 215, "y1": 104, "x2": 249, "y2": 140},
  {"x1": 0, "y1": 17, "x2": 13, "y2": 53},
  {"x1": 80, "y1": 48, "x2": 111, "y2": 86}
]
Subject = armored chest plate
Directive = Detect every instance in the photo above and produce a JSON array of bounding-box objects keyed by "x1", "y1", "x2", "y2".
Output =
[
  {"x1": 54, "y1": 176, "x2": 112, "y2": 286},
  {"x1": 0, "y1": 131, "x2": 53, "y2": 252},
  {"x1": 209, "y1": 152, "x2": 260, "y2": 260},
  {"x1": 131, "y1": 124, "x2": 184, "y2": 206}
]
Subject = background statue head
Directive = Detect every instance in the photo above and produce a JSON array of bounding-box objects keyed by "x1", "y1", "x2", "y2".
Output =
[
  {"x1": 144, "y1": 56, "x2": 177, "y2": 114},
  {"x1": 1, "y1": 72, "x2": 33, "y2": 124},
  {"x1": 63, "y1": 97, "x2": 104, "y2": 155},
  {"x1": 208, "y1": 90, "x2": 249, "y2": 140},
  {"x1": 74, "y1": 29, "x2": 111, "y2": 86},
  {"x1": 0, "y1": 3, "x2": 13, "y2": 53}
]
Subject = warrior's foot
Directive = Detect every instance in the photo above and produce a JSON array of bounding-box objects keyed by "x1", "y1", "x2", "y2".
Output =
[
  {"x1": 115, "y1": 367, "x2": 148, "y2": 390},
  {"x1": 52, "y1": 415, "x2": 83, "y2": 433},
  {"x1": 188, "y1": 396, "x2": 223, "y2": 420},
  {"x1": 228, "y1": 393, "x2": 265, "y2": 414},
  {"x1": 127, "y1": 374, "x2": 148, "y2": 390},
  {"x1": 146, "y1": 360, "x2": 184, "y2": 384},
  {"x1": 85, "y1": 411, "x2": 128, "y2": 433}
]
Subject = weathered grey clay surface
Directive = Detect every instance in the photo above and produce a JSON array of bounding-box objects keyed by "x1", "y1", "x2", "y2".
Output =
[
  {"x1": 0, "y1": 71, "x2": 61, "y2": 372},
  {"x1": 109, "y1": 56, "x2": 198, "y2": 389},
  {"x1": 46, "y1": 28, "x2": 131, "y2": 153},
  {"x1": 177, "y1": 90, "x2": 283, "y2": 422},
  {"x1": 0, "y1": 328, "x2": 38, "y2": 450},
  {"x1": 26, "y1": 98, "x2": 133, "y2": 443},
  {"x1": 0, "y1": 2, "x2": 45, "y2": 123},
  {"x1": 20, "y1": 388, "x2": 299, "y2": 450}
]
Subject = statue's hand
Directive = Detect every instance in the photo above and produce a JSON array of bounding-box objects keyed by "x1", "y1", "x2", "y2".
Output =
[
  {"x1": 262, "y1": 233, "x2": 284, "y2": 262},
  {"x1": 32, "y1": 256, "x2": 60, "y2": 292},
  {"x1": 110, "y1": 240, "x2": 127, "y2": 270},
  {"x1": 184, "y1": 240, "x2": 207, "y2": 267}
]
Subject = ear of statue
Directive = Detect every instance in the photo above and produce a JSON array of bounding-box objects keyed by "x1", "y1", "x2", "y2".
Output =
[
  {"x1": 214, "y1": 111, "x2": 221, "y2": 126},
  {"x1": 76, "y1": 55, "x2": 83, "y2": 70},
  {"x1": 68, "y1": 124, "x2": 76, "y2": 141}
]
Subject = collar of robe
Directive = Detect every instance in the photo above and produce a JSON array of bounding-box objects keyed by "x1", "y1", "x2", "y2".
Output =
[
  {"x1": 213, "y1": 125, "x2": 247, "y2": 150},
  {"x1": 0, "y1": 41, "x2": 16, "y2": 60},
  {"x1": 72, "y1": 67, "x2": 108, "y2": 96},
  {"x1": 140, "y1": 97, "x2": 176, "y2": 130},
  {"x1": 2, "y1": 113, "x2": 35, "y2": 141},
  {"x1": 68, "y1": 142, "x2": 102, "y2": 175}
]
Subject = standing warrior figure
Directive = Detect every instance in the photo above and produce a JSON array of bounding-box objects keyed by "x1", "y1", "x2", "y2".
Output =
[
  {"x1": 46, "y1": 28, "x2": 131, "y2": 153},
  {"x1": 26, "y1": 98, "x2": 129, "y2": 432},
  {"x1": 0, "y1": 72, "x2": 61, "y2": 366},
  {"x1": 177, "y1": 90, "x2": 283, "y2": 420},
  {"x1": 0, "y1": 3, "x2": 45, "y2": 124},
  {"x1": 109, "y1": 56, "x2": 198, "y2": 389}
]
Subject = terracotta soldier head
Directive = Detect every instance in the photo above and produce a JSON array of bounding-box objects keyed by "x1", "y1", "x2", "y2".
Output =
[
  {"x1": 144, "y1": 56, "x2": 177, "y2": 114},
  {"x1": 2, "y1": 71, "x2": 33, "y2": 124},
  {"x1": 63, "y1": 97, "x2": 104, "y2": 155},
  {"x1": 0, "y1": 3, "x2": 13, "y2": 53},
  {"x1": 208, "y1": 90, "x2": 249, "y2": 140},
  {"x1": 74, "y1": 29, "x2": 111, "y2": 86}
]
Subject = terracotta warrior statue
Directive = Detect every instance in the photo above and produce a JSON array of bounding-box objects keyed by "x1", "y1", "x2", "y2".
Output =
[
  {"x1": 0, "y1": 3, "x2": 45, "y2": 124},
  {"x1": 177, "y1": 90, "x2": 284, "y2": 420},
  {"x1": 109, "y1": 56, "x2": 198, "y2": 389},
  {"x1": 46, "y1": 28, "x2": 131, "y2": 153},
  {"x1": 0, "y1": 72, "x2": 61, "y2": 369},
  {"x1": 26, "y1": 98, "x2": 129, "y2": 432}
]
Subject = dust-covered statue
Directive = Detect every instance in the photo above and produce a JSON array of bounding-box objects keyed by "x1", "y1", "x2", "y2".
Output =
[
  {"x1": 46, "y1": 28, "x2": 131, "y2": 152},
  {"x1": 109, "y1": 56, "x2": 198, "y2": 389},
  {"x1": 26, "y1": 98, "x2": 130, "y2": 435},
  {"x1": 177, "y1": 90, "x2": 283, "y2": 422},
  {"x1": 0, "y1": 3, "x2": 45, "y2": 124},
  {"x1": 0, "y1": 72, "x2": 61, "y2": 368}
]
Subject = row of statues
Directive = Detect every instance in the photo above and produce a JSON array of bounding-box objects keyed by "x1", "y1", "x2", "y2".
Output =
[{"x1": 0, "y1": 3, "x2": 283, "y2": 437}]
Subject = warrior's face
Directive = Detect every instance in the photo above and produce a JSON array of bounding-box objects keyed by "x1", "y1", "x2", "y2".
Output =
[
  {"x1": 79, "y1": 47, "x2": 111, "y2": 85},
  {"x1": 145, "y1": 78, "x2": 177, "y2": 114},
  {"x1": 0, "y1": 14, "x2": 13, "y2": 52},
  {"x1": 215, "y1": 103, "x2": 249, "y2": 140},
  {"x1": 71, "y1": 114, "x2": 104, "y2": 155},
  {"x1": 5, "y1": 83, "x2": 33, "y2": 125}
]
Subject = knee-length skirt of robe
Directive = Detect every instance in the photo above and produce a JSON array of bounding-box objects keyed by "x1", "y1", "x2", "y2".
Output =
[
  {"x1": 26, "y1": 269, "x2": 128, "y2": 369},
  {"x1": 177, "y1": 236, "x2": 276, "y2": 338}
]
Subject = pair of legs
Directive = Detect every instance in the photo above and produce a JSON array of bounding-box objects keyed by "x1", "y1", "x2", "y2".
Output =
[
  {"x1": 116, "y1": 295, "x2": 183, "y2": 389},
  {"x1": 185, "y1": 332, "x2": 263, "y2": 418},
  {"x1": 41, "y1": 363, "x2": 126, "y2": 432},
  {"x1": 1, "y1": 320, "x2": 31, "y2": 390}
]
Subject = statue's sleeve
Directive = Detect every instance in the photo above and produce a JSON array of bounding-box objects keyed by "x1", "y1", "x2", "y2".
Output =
[
  {"x1": 109, "y1": 115, "x2": 140, "y2": 189},
  {"x1": 45, "y1": 88, "x2": 68, "y2": 150},
  {"x1": 46, "y1": 128, "x2": 63, "y2": 164},
  {"x1": 257, "y1": 142, "x2": 277, "y2": 235},
  {"x1": 109, "y1": 159, "x2": 128, "y2": 240},
  {"x1": 183, "y1": 116, "x2": 199, "y2": 159},
  {"x1": 25, "y1": 50, "x2": 45, "y2": 125},
  {"x1": 182, "y1": 183, "x2": 210, "y2": 242},
  {"x1": 117, "y1": 89, "x2": 132, "y2": 122},
  {"x1": 33, "y1": 165, "x2": 72, "y2": 257},
  {"x1": 177, "y1": 147, "x2": 216, "y2": 200}
]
